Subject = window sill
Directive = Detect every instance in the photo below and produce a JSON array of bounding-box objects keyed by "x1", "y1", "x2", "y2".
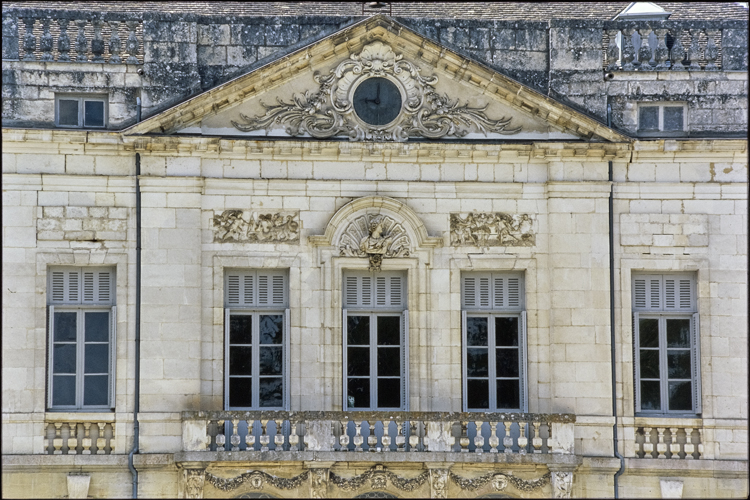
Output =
[
  {"x1": 45, "y1": 411, "x2": 115, "y2": 422},
  {"x1": 633, "y1": 415, "x2": 702, "y2": 427}
]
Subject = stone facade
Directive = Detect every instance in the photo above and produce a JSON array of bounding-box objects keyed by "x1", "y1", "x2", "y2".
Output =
[{"x1": 2, "y1": 3, "x2": 748, "y2": 499}]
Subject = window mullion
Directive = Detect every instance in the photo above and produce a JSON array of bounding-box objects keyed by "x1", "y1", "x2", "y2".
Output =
[
  {"x1": 77, "y1": 309, "x2": 85, "y2": 408},
  {"x1": 488, "y1": 314, "x2": 497, "y2": 410},
  {"x1": 370, "y1": 313, "x2": 377, "y2": 411},
  {"x1": 252, "y1": 313, "x2": 260, "y2": 409},
  {"x1": 659, "y1": 316, "x2": 669, "y2": 413}
]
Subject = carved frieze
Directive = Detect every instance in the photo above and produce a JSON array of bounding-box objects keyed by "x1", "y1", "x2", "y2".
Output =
[
  {"x1": 339, "y1": 214, "x2": 411, "y2": 271},
  {"x1": 232, "y1": 41, "x2": 521, "y2": 142},
  {"x1": 329, "y1": 465, "x2": 430, "y2": 492},
  {"x1": 449, "y1": 471, "x2": 550, "y2": 492},
  {"x1": 205, "y1": 470, "x2": 309, "y2": 492},
  {"x1": 210, "y1": 210, "x2": 299, "y2": 243},
  {"x1": 450, "y1": 212, "x2": 535, "y2": 247}
]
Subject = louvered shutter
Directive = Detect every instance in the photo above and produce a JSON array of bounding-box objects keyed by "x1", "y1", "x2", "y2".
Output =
[
  {"x1": 49, "y1": 268, "x2": 80, "y2": 304},
  {"x1": 462, "y1": 274, "x2": 491, "y2": 309},
  {"x1": 284, "y1": 308, "x2": 290, "y2": 411},
  {"x1": 82, "y1": 269, "x2": 113, "y2": 305},
  {"x1": 633, "y1": 312, "x2": 641, "y2": 413},
  {"x1": 461, "y1": 310, "x2": 468, "y2": 412},
  {"x1": 345, "y1": 272, "x2": 404, "y2": 310},
  {"x1": 520, "y1": 311, "x2": 528, "y2": 413},
  {"x1": 665, "y1": 277, "x2": 693, "y2": 311},
  {"x1": 401, "y1": 310, "x2": 409, "y2": 411},
  {"x1": 342, "y1": 308, "x2": 348, "y2": 410},
  {"x1": 506, "y1": 276, "x2": 521, "y2": 309},
  {"x1": 226, "y1": 271, "x2": 286, "y2": 307},
  {"x1": 463, "y1": 276, "x2": 477, "y2": 308},
  {"x1": 691, "y1": 313, "x2": 702, "y2": 414},
  {"x1": 632, "y1": 275, "x2": 663, "y2": 311}
]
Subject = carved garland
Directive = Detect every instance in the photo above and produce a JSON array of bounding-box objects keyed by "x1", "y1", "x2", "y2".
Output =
[
  {"x1": 449, "y1": 471, "x2": 551, "y2": 492},
  {"x1": 210, "y1": 210, "x2": 300, "y2": 243},
  {"x1": 232, "y1": 41, "x2": 521, "y2": 142},
  {"x1": 450, "y1": 212, "x2": 535, "y2": 247},
  {"x1": 329, "y1": 466, "x2": 430, "y2": 492},
  {"x1": 205, "y1": 470, "x2": 309, "y2": 491}
]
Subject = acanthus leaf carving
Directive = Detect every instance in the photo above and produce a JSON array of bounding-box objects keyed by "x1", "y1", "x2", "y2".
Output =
[
  {"x1": 450, "y1": 212, "x2": 535, "y2": 247},
  {"x1": 211, "y1": 210, "x2": 300, "y2": 243},
  {"x1": 339, "y1": 214, "x2": 411, "y2": 271},
  {"x1": 232, "y1": 41, "x2": 521, "y2": 142},
  {"x1": 183, "y1": 469, "x2": 206, "y2": 499}
]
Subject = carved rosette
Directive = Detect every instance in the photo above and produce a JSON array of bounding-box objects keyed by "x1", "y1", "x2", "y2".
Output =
[
  {"x1": 339, "y1": 214, "x2": 411, "y2": 271},
  {"x1": 183, "y1": 469, "x2": 205, "y2": 499},
  {"x1": 232, "y1": 41, "x2": 521, "y2": 142},
  {"x1": 210, "y1": 210, "x2": 300, "y2": 243},
  {"x1": 450, "y1": 212, "x2": 535, "y2": 247}
]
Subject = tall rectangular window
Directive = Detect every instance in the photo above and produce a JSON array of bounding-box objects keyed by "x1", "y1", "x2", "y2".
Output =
[
  {"x1": 224, "y1": 270, "x2": 289, "y2": 410},
  {"x1": 462, "y1": 273, "x2": 527, "y2": 412},
  {"x1": 47, "y1": 267, "x2": 116, "y2": 410},
  {"x1": 343, "y1": 271, "x2": 408, "y2": 410},
  {"x1": 633, "y1": 274, "x2": 701, "y2": 415}
]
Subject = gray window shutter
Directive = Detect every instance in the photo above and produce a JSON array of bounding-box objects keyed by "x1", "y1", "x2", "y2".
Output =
[
  {"x1": 649, "y1": 277, "x2": 661, "y2": 309},
  {"x1": 284, "y1": 308, "x2": 290, "y2": 411},
  {"x1": 109, "y1": 305, "x2": 117, "y2": 408},
  {"x1": 223, "y1": 308, "x2": 231, "y2": 410},
  {"x1": 520, "y1": 311, "x2": 528, "y2": 413},
  {"x1": 82, "y1": 269, "x2": 113, "y2": 305},
  {"x1": 226, "y1": 274, "x2": 241, "y2": 306},
  {"x1": 402, "y1": 310, "x2": 409, "y2": 411},
  {"x1": 342, "y1": 308, "x2": 348, "y2": 410},
  {"x1": 633, "y1": 312, "x2": 641, "y2": 413},
  {"x1": 227, "y1": 271, "x2": 286, "y2": 307},
  {"x1": 47, "y1": 305, "x2": 55, "y2": 409},
  {"x1": 390, "y1": 275, "x2": 403, "y2": 308},
  {"x1": 50, "y1": 268, "x2": 81, "y2": 304},
  {"x1": 243, "y1": 273, "x2": 254, "y2": 305},
  {"x1": 258, "y1": 273, "x2": 270, "y2": 305},
  {"x1": 506, "y1": 276, "x2": 521, "y2": 309},
  {"x1": 691, "y1": 313, "x2": 702, "y2": 414},
  {"x1": 478, "y1": 276, "x2": 490, "y2": 308},
  {"x1": 633, "y1": 278, "x2": 647, "y2": 309},
  {"x1": 463, "y1": 276, "x2": 477, "y2": 308},
  {"x1": 461, "y1": 310, "x2": 468, "y2": 413}
]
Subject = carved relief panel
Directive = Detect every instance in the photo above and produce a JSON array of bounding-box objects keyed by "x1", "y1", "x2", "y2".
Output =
[
  {"x1": 210, "y1": 210, "x2": 300, "y2": 243},
  {"x1": 450, "y1": 212, "x2": 535, "y2": 247}
]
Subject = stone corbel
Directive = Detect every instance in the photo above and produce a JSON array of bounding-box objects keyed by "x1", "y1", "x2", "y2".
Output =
[
  {"x1": 425, "y1": 465, "x2": 448, "y2": 499},
  {"x1": 305, "y1": 462, "x2": 335, "y2": 499},
  {"x1": 660, "y1": 479, "x2": 684, "y2": 499},
  {"x1": 548, "y1": 466, "x2": 575, "y2": 499},
  {"x1": 181, "y1": 468, "x2": 206, "y2": 499},
  {"x1": 67, "y1": 473, "x2": 91, "y2": 499}
]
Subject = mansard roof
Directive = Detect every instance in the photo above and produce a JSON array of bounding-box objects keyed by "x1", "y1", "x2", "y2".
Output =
[{"x1": 124, "y1": 15, "x2": 630, "y2": 143}]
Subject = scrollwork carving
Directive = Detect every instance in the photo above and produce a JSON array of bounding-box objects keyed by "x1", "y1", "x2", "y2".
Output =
[
  {"x1": 232, "y1": 41, "x2": 521, "y2": 142},
  {"x1": 210, "y1": 210, "x2": 300, "y2": 243},
  {"x1": 450, "y1": 212, "x2": 535, "y2": 247},
  {"x1": 205, "y1": 470, "x2": 309, "y2": 492},
  {"x1": 339, "y1": 214, "x2": 411, "y2": 271}
]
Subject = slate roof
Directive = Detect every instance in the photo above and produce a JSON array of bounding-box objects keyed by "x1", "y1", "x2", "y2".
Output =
[{"x1": 4, "y1": 1, "x2": 749, "y2": 20}]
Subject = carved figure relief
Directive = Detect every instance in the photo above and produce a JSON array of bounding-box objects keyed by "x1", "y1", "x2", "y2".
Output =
[
  {"x1": 450, "y1": 212, "x2": 535, "y2": 247},
  {"x1": 184, "y1": 469, "x2": 206, "y2": 499},
  {"x1": 339, "y1": 214, "x2": 411, "y2": 271},
  {"x1": 552, "y1": 471, "x2": 573, "y2": 499},
  {"x1": 310, "y1": 468, "x2": 329, "y2": 499},
  {"x1": 232, "y1": 41, "x2": 521, "y2": 142},
  {"x1": 430, "y1": 469, "x2": 449, "y2": 499},
  {"x1": 210, "y1": 210, "x2": 299, "y2": 243}
]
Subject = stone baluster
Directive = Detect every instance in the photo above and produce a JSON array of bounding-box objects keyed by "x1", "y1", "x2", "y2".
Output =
[
  {"x1": 473, "y1": 421, "x2": 484, "y2": 454},
  {"x1": 606, "y1": 29, "x2": 621, "y2": 71},
  {"x1": 68, "y1": 423, "x2": 79, "y2": 454},
  {"x1": 57, "y1": 19, "x2": 71, "y2": 61},
  {"x1": 670, "y1": 28, "x2": 686, "y2": 70},
  {"x1": 408, "y1": 421, "x2": 419, "y2": 452},
  {"x1": 40, "y1": 19, "x2": 53, "y2": 61},
  {"x1": 353, "y1": 421, "x2": 364, "y2": 452},
  {"x1": 125, "y1": 20, "x2": 139, "y2": 64},
  {"x1": 81, "y1": 423, "x2": 92, "y2": 454},
  {"x1": 289, "y1": 421, "x2": 300, "y2": 451},
  {"x1": 653, "y1": 28, "x2": 669, "y2": 70},
  {"x1": 669, "y1": 428, "x2": 680, "y2": 459},
  {"x1": 656, "y1": 428, "x2": 667, "y2": 459},
  {"x1": 643, "y1": 427, "x2": 654, "y2": 458},
  {"x1": 382, "y1": 420, "x2": 392, "y2": 452},
  {"x1": 96, "y1": 423, "x2": 107, "y2": 454},
  {"x1": 684, "y1": 427, "x2": 695, "y2": 459},
  {"x1": 274, "y1": 419, "x2": 285, "y2": 451},
  {"x1": 245, "y1": 420, "x2": 256, "y2": 451},
  {"x1": 91, "y1": 19, "x2": 105, "y2": 62},
  {"x1": 22, "y1": 18, "x2": 36, "y2": 61},
  {"x1": 108, "y1": 424, "x2": 115, "y2": 454},
  {"x1": 230, "y1": 418, "x2": 240, "y2": 451},
  {"x1": 395, "y1": 421, "x2": 406, "y2": 452},
  {"x1": 459, "y1": 421, "x2": 470, "y2": 452},
  {"x1": 532, "y1": 422, "x2": 543, "y2": 453},
  {"x1": 53, "y1": 423, "x2": 64, "y2": 454},
  {"x1": 687, "y1": 29, "x2": 702, "y2": 70},
  {"x1": 704, "y1": 30, "x2": 719, "y2": 70},
  {"x1": 259, "y1": 420, "x2": 270, "y2": 452},
  {"x1": 339, "y1": 419, "x2": 350, "y2": 451},
  {"x1": 636, "y1": 27, "x2": 653, "y2": 68},
  {"x1": 503, "y1": 421, "x2": 514, "y2": 453},
  {"x1": 216, "y1": 420, "x2": 226, "y2": 451},
  {"x1": 696, "y1": 429, "x2": 704, "y2": 458},
  {"x1": 367, "y1": 422, "x2": 378, "y2": 452},
  {"x1": 107, "y1": 21, "x2": 121, "y2": 63},
  {"x1": 73, "y1": 19, "x2": 87, "y2": 62},
  {"x1": 44, "y1": 424, "x2": 51, "y2": 454},
  {"x1": 488, "y1": 422, "x2": 499, "y2": 453},
  {"x1": 518, "y1": 422, "x2": 528, "y2": 454},
  {"x1": 621, "y1": 28, "x2": 636, "y2": 70}
]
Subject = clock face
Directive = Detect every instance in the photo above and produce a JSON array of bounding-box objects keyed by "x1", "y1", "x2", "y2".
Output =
[{"x1": 352, "y1": 77, "x2": 402, "y2": 126}]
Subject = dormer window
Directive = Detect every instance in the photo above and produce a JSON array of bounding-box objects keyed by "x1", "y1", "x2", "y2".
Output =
[
  {"x1": 638, "y1": 103, "x2": 686, "y2": 136},
  {"x1": 56, "y1": 94, "x2": 108, "y2": 129}
]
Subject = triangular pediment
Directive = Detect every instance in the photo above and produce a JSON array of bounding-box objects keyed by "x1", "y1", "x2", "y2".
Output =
[{"x1": 125, "y1": 16, "x2": 630, "y2": 143}]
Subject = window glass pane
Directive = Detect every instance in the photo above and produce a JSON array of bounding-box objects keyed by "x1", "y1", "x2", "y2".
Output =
[
  {"x1": 347, "y1": 347, "x2": 370, "y2": 376},
  {"x1": 466, "y1": 348, "x2": 489, "y2": 377},
  {"x1": 668, "y1": 350, "x2": 691, "y2": 379},
  {"x1": 639, "y1": 318, "x2": 659, "y2": 347},
  {"x1": 466, "y1": 317, "x2": 488, "y2": 346},
  {"x1": 83, "y1": 375, "x2": 108, "y2": 406},
  {"x1": 85, "y1": 312, "x2": 109, "y2": 342},
  {"x1": 229, "y1": 377, "x2": 252, "y2": 407},
  {"x1": 347, "y1": 378, "x2": 370, "y2": 408},
  {"x1": 668, "y1": 381, "x2": 692, "y2": 411},
  {"x1": 259, "y1": 346, "x2": 282, "y2": 375},
  {"x1": 229, "y1": 315, "x2": 252, "y2": 344},
  {"x1": 58, "y1": 99, "x2": 79, "y2": 126},
  {"x1": 377, "y1": 378, "x2": 400, "y2": 408},
  {"x1": 496, "y1": 348, "x2": 519, "y2": 378},
  {"x1": 639, "y1": 349, "x2": 660, "y2": 378},
  {"x1": 229, "y1": 346, "x2": 252, "y2": 375},
  {"x1": 259, "y1": 378, "x2": 283, "y2": 407},
  {"x1": 496, "y1": 379, "x2": 520, "y2": 409},
  {"x1": 347, "y1": 316, "x2": 370, "y2": 345},
  {"x1": 84, "y1": 344, "x2": 109, "y2": 373},
  {"x1": 495, "y1": 317, "x2": 519, "y2": 346},
  {"x1": 666, "y1": 319, "x2": 690, "y2": 347},
  {"x1": 663, "y1": 107, "x2": 683, "y2": 131},
  {"x1": 53, "y1": 344, "x2": 77, "y2": 374},
  {"x1": 640, "y1": 380, "x2": 661, "y2": 410},
  {"x1": 259, "y1": 315, "x2": 283, "y2": 344},
  {"x1": 639, "y1": 106, "x2": 659, "y2": 131},
  {"x1": 84, "y1": 100, "x2": 105, "y2": 127},
  {"x1": 467, "y1": 379, "x2": 489, "y2": 409},
  {"x1": 54, "y1": 312, "x2": 77, "y2": 342},
  {"x1": 377, "y1": 316, "x2": 400, "y2": 345},
  {"x1": 52, "y1": 375, "x2": 76, "y2": 406},
  {"x1": 377, "y1": 347, "x2": 400, "y2": 377}
]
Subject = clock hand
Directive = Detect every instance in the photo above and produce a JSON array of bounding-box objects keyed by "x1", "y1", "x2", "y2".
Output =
[{"x1": 375, "y1": 82, "x2": 381, "y2": 105}]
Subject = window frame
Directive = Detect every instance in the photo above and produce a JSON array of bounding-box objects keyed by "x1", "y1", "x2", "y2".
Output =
[
  {"x1": 55, "y1": 94, "x2": 108, "y2": 129},
  {"x1": 637, "y1": 102, "x2": 687, "y2": 137}
]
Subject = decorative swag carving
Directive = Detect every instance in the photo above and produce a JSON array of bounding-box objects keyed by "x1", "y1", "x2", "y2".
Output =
[
  {"x1": 232, "y1": 41, "x2": 521, "y2": 142},
  {"x1": 210, "y1": 210, "x2": 300, "y2": 243},
  {"x1": 450, "y1": 212, "x2": 535, "y2": 247}
]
